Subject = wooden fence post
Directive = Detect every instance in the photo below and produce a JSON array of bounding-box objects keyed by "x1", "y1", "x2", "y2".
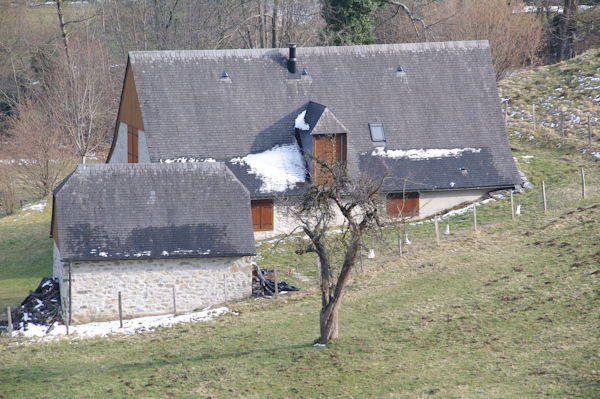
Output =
[
  {"x1": 359, "y1": 241, "x2": 364, "y2": 272},
  {"x1": 561, "y1": 109, "x2": 565, "y2": 138},
  {"x1": 118, "y1": 291, "x2": 123, "y2": 328},
  {"x1": 532, "y1": 104, "x2": 536, "y2": 130},
  {"x1": 510, "y1": 191, "x2": 515, "y2": 220},
  {"x1": 316, "y1": 256, "x2": 322, "y2": 285},
  {"x1": 434, "y1": 217, "x2": 440, "y2": 246},
  {"x1": 581, "y1": 168, "x2": 586, "y2": 199},
  {"x1": 397, "y1": 228, "x2": 403, "y2": 257},
  {"x1": 542, "y1": 180, "x2": 547, "y2": 214},
  {"x1": 172, "y1": 285, "x2": 177, "y2": 315},
  {"x1": 274, "y1": 266, "x2": 279, "y2": 299},
  {"x1": 473, "y1": 205, "x2": 477, "y2": 231},
  {"x1": 7, "y1": 307, "x2": 12, "y2": 339},
  {"x1": 588, "y1": 113, "x2": 592, "y2": 145}
]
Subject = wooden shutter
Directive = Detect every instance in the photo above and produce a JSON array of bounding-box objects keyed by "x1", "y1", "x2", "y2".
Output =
[
  {"x1": 251, "y1": 200, "x2": 274, "y2": 231},
  {"x1": 312, "y1": 134, "x2": 346, "y2": 184},
  {"x1": 387, "y1": 193, "x2": 419, "y2": 218},
  {"x1": 127, "y1": 126, "x2": 138, "y2": 163},
  {"x1": 251, "y1": 203, "x2": 261, "y2": 230}
]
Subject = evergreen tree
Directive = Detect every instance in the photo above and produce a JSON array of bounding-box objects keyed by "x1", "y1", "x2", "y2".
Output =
[{"x1": 322, "y1": 0, "x2": 380, "y2": 45}]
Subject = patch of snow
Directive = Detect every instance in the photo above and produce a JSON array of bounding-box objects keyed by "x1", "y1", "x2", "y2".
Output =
[
  {"x1": 98, "y1": 252, "x2": 108, "y2": 257},
  {"x1": 12, "y1": 307, "x2": 233, "y2": 343},
  {"x1": 231, "y1": 144, "x2": 306, "y2": 193},
  {"x1": 161, "y1": 250, "x2": 169, "y2": 256},
  {"x1": 159, "y1": 157, "x2": 215, "y2": 163},
  {"x1": 592, "y1": 152, "x2": 600, "y2": 159},
  {"x1": 313, "y1": 343, "x2": 326, "y2": 347},
  {"x1": 372, "y1": 147, "x2": 481, "y2": 160},
  {"x1": 294, "y1": 110, "x2": 310, "y2": 131},
  {"x1": 22, "y1": 201, "x2": 47, "y2": 212}
]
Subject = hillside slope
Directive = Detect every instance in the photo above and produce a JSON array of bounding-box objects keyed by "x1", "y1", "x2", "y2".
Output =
[{"x1": 0, "y1": 53, "x2": 599, "y2": 398}]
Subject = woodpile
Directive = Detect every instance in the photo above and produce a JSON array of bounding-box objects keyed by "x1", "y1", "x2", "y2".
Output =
[{"x1": 10, "y1": 278, "x2": 62, "y2": 333}]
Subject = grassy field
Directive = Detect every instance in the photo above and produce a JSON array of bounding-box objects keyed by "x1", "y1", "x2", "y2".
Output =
[{"x1": 0, "y1": 53, "x2": 599, "y2": 398}]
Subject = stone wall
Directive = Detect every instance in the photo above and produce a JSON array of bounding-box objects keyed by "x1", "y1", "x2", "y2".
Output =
[{"x1": 54, "y1": 255, "x2": 253, "y2": 324}]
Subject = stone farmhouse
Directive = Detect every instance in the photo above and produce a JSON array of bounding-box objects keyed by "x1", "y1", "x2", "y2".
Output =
[
  {"x1": 106, "y1": 40, "x2": 521, "y2": 239},
  {"x1": 51, "y1": 163, "x2": 255, "y2": 323}
]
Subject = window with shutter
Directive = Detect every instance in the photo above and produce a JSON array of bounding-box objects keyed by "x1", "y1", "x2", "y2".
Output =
[
  {"x1": 251, "y1": 200, "x2": 274, "y2": 231},
  {"x1": 387, "y1": 193, "x2": 419, "y2": 218},
  {"x1": 127, "y1": 126, "x2": 138, "y2": 163}
]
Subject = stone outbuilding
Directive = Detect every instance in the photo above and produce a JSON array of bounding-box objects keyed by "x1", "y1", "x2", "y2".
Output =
[{"x1": 51, "y1": 162, "x2": 255, "y2": 324}]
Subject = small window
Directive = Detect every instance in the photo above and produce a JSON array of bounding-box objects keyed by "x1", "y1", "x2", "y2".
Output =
[
  {"x1": 251, "y1": 200, "x2": 274, "y2": 231},
  {"x1": 369, "y1": 122, "x2": 385, "y2": 145}
]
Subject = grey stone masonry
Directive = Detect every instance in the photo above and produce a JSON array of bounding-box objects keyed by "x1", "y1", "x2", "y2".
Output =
[{"x1": 59, "y1": 256, "x2": 252, "y2": 324}]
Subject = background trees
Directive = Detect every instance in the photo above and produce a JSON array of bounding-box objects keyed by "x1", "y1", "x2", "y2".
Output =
[{"x1": 0, "y1": 0, "x2": 599, "y2": 214}]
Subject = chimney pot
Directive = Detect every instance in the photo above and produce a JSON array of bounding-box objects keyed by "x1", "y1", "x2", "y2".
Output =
[{"x1": 287, "y1": 43, "x2": 297, "y2": 74}]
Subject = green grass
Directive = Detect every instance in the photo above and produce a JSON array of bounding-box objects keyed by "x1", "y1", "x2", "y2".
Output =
[
  {"x1": 1, "y1": 56, "x2": 599, "y2": 397},
  {"x1": 0, "y1": 201, "x2": 53, "y2": 312}
]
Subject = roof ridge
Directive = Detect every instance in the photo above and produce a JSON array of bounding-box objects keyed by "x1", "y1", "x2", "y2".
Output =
[{"x1": 129, "y1": 40, "x2": 490, "y2": 62}]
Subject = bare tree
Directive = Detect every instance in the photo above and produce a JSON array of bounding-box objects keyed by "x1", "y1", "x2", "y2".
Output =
[
  {"x1": 45, "y1": 32, "x2": 119, "y2": 163},
  {"x1": 288, "y1": 153, "x2": 385, "y2": 344},
  {"x1": 7, "y1": 97, "x2": 73, "y2": 198},
  {"x1": 0, "y1": 162, "x2": 18, "y2": 216}
]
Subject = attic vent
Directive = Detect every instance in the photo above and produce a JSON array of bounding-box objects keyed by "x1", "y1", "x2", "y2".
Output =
[
  {"x1": 368, "y1": 122, "x2": 386, "y2": 146},
  {"x1": 397, "y1": 66, "x2": 403, "y2": 72},
  {"x1": 301, "y1": 68, "x2": 308, "y2": 76},
  {"x1": 220, "y1": 71, "x2": 231, "y2": 83}
]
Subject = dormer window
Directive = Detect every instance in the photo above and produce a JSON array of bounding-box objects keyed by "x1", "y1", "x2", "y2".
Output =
[{"x1": 369, "y1": 122, "x2": 385, "y2": 146}]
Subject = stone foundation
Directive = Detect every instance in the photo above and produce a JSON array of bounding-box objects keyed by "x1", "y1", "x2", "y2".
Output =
[{"x1": 54, "y1": 254, "x2": 253, "y2": 324}]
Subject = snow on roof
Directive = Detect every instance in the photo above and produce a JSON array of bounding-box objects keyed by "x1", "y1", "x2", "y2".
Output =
[
  {"x1": 158, "y1": 157, "x2": 216, "y2": 163},
  {"x1": 295, "y1": 110, "x2": 310, "y2": 131},
  {"x1": 231, "y1": 144, "x2": 306, "y2": 193},
  {"x1": 372, "y1": 147, "x2": 481, "y2": 160}
]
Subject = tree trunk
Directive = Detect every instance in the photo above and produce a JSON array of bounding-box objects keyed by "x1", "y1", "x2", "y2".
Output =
[{"x1": 318, "y1": 297, "x2": 340, "y2": 344}]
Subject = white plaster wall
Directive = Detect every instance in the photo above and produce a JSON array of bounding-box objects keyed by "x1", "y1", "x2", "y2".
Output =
[
  {"x1": 253, "y1": 200, "x2": 345, "y2": 240},
  {"x1": 66, "y1": 256, "x2": 252, "y2": 324},
  {"x1": 53, "y1": 242, "x2": 68, "y2": 313},
  {"x1": 418, "y1": 189, "x2": 489, "y2": 218},
  {"x1": 108, "y1": 122, "x2": 128, "y2": 163},
  {"x1": 254, "y1": 189, "x2": 490, "y2": 240},
  {"x1": 108, "y1": 122, "x2": 150, "y2": 164}
]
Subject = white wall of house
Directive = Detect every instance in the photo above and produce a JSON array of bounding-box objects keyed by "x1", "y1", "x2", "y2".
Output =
[
  {"x1": 419, "y1": 189, "x2": 489, "y2": 217},
  {"x1": 108, "y1": 122, "x2": 151, "y2": 164},
  {"x1": 53, "y1": 251, "x2": 253, "y2": 324},
  {"x1": 253, "y1": 189, "x2": 490, "y2": 240}
]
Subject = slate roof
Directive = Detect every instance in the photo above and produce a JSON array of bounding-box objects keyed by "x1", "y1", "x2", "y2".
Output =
[
  {"x1": 53, "y1": 163, "x2": 256, "y2": 262},
  {"x1": 126, "y1": 41, "x2": 520, "y2": 194}
]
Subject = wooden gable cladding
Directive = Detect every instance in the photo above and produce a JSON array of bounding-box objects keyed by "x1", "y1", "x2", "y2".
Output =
[
  {"x1": 106, "y1": 60, "x2": 144, "y2": 162},
  {"x1": 312, "y1": 134, "x2": 346, "y2": 184},
  {"x1": 127, "y1": 125, "x2": 139, "y2": 163},
  {"x1": 251, "y1": 200, "x2": 273, "y2": 231},
  {"x1": 387, "y1": 192, "x2": 419, "y2": 218},
  {"x1": 118, "y1": 62, "x2": 144, "y2": 131}
]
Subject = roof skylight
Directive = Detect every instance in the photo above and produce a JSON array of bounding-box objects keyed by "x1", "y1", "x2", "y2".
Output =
[{"x1": 369, "y1": 122, "x2": 385, "y2": 145}]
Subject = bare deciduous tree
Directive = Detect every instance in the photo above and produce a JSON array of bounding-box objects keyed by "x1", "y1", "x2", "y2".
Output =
[
  {"x1": 45, "y1": 32, "x2": 119, "y2": 163},
  {"x1": 288, "y1": 156, "x2": 385, "y2": 344},
  {"x1": 7, "y1": 97, "x2": 73, "y2": 198}
]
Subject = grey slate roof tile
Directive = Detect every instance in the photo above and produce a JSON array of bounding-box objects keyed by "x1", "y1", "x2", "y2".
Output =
[
  {"x1": 128, "y1": 41, "x2": 520, "y2": 194},
  {"x1": 54, "y1": 163, "x2": 255, "y2": 261}
]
